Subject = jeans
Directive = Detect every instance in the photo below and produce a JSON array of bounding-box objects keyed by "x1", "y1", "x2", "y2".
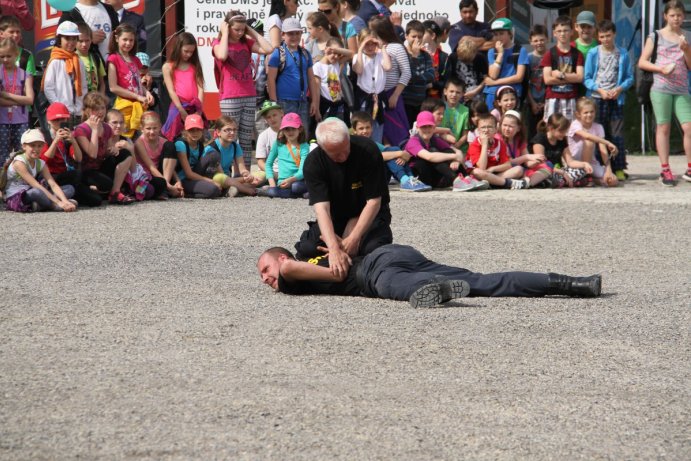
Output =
[
  {"x1": 267, "y1": 180, "x2": 308, "y2": 198},
  {"x1": 23, "y1": 185, "x2": 75, "y2": 210},
  {"x1": 278, "y1": 99, "x2": 311, "y2": 138}
]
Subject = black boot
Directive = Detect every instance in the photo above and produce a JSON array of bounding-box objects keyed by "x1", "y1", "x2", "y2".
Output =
[{"x1": 547, "y1": 273, "x2": 602, "y2": 297}]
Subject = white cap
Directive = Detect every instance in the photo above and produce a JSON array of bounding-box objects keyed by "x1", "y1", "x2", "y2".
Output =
[
  {"x1": 56, "y1": 21, "x2": 81, "y2": 37},
  {"x1": 21, "y1": 129, "x2": 46, "y2": 145}
]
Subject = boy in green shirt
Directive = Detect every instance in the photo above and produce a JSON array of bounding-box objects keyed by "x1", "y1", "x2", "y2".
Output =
[
  {"x1": 0, "y1": 15, "x2": 36, "y2": 77},
  {"x1": 441, "y1": 77, "x2": 470, "y2": 152}
]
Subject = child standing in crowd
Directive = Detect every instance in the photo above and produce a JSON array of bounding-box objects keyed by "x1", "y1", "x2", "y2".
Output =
[
  {"x1": 76, "y1": 22, "x2": 105, "y2": 94},
  {"x1": 0, "y1": 16, "x2": 36, "y2": 86},
  {"x1": 213, "y1": 11, "x2": 274, "y2": 170},
  {"x1": 499, "y1": 110, "x2": 551, "y2": 188},
  {"x1": 461, "y1": 113, "x2": 528, "y2": 190},
  {"x1": 574, "y1": 11, "x2": 598, "y2": 61},
  {"x1": 162, "y1": 32, "x2": 205, "y2": 141},
  {"x1": 525, "y1": 25, "x2": 548, "y2": 141},
  {"x1": 421, "y1": 20, "x2": 448, "y2": 99},
  {"x1": 491, "y1": 85, "x2": 518, "y2": 121},
  {"x1": 40, "y1": 102, "x2": 91, "y2": 204},
  {"x1": 0, "y1": 38, "x2": 33, "y2": 166},
  {"x1": 108, "y1": 24, "x2": 154, "y2": 138},
  {"x1": 444, "y1": 36, "x2": 487, "y2": 104},
  {"x1": 638, "y1": 0, "x2": 691, "y2": 186},
  {"x1": 165, "y1": 114, "x2": 222, "y2": 199},
  {"x1": 402, "y1": 20, "x2": 435, "y2": 129},
  {"x1": 584, "y1": 20, "x2": 634, "y2": 181},
  {"x1": 42, "y1": 21, "x2": 87, "y2": 119},
  {"x1": 313, "y1": 37, "x2": 349, "y2": 121},
  {"x1": 4, "y1": 129, "x2": 77, "y2": 212},
  {"x1": 352, "y1": 111, "x2": 431, "y2": 192},
  {"x1": 352, "y1": 30, "x2": 390, "y2": 143},
  {"x1": 369, "y1": 16, "x2": 411, "y2": 146},
  {"x1": 267, "y1": 18, "x2": 320, "y2": 138},
  {"x1": 567, "y1": 97, "x2": 618, "y2": 186},
  {"x1": 305, "y1": 12, "x2": 340, "y2": 62},
  {"x1": 255, "y1": 101, "x2": 284, "y2": 184},
  {"x1": 317, "y1": 0, "x2": 358, "y2": 55},
  {"x1": 441, "y1": 78, "x2": 470, "y2": 151},
  {"x1": 530, "y1": 113, "x2": 573, "y2": 187},
  {"x1": 204, "y1": 116, "x2": 258, "y2": 197},
  {"x1": 74, "y1": 92, "x2": 135, "y2": 205},
  {"x1": 265, "y1": 113, "x2": 310, "y2": 198},
  {"x1": 406, "y1": 111, "x2": 465, "y2": 190},
  {"x1": 135, "y1": 111, "x2": 182, "y2": 198},
  {"x1": 541, "y1": 16, "x2": 584, "y2": 121},
  {"x1": 484, "y1": 18, "x2": 529, "y2": 108}
]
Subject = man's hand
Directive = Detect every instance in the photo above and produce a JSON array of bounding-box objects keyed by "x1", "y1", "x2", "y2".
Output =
[
  {"x1": 327, "y1": 244, "x2": 352, "y2": 278},
  {"x1": 340, "y1": 234, "x2": 361, "y2": 257},
  {"x1": 92, "y1": 29, "x2": 106, "y2": 44}
]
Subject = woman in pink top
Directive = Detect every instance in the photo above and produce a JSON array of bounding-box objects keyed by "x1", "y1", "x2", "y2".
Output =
[
  {"x1": 162, "y1": 32, "x2": 205, "y2": 141},
  {"x1": 212, "y1": 10, "x2": 274, "y2": 170}
]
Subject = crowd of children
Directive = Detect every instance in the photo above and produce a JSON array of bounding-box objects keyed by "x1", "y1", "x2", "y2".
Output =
[{"x1": 1, "y1": 1, "x2": 691, "y2": 212}]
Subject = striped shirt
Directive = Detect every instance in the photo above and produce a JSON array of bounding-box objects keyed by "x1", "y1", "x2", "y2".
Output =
[{"x1": 383, "y1": 43, "x2": 411, "y2": 91}]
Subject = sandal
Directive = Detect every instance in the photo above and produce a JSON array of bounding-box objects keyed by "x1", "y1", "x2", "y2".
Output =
[{"x1": 109, "y1": 191, "x2": 135, "y2": 205}]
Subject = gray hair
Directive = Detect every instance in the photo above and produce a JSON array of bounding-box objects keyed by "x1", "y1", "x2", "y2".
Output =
[{"x1": 315, "y1": 117, "x2": 350, "y2": 146}]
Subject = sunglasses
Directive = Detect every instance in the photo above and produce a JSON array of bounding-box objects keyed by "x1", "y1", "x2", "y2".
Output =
[{"x1": 318, "y1": 8, "x2": 334, "y2": 15}]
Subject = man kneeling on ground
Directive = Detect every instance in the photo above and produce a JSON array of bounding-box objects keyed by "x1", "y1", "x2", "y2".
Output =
[{"x1": 257, "y1": 244, "x2": 601, "y2": 308}]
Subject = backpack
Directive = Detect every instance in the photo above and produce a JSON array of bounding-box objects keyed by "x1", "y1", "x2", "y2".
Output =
[
  {"x1": 510, "y1": 44, "x2": 530, "y2": 105},
  {"x1": 636, "y1": 32, "x2": 659, "y2": 106},
  {"x1": 18, "y1": 49, "x2": 31, "y2": 72}
]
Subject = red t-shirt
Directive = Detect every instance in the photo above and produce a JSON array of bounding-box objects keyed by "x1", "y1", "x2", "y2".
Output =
[
  {"x1": 540, "y1": 46, "x2": 583, "y2": 100},
  {"x1": 40, "y1": 138, "x2": 75, "y2": 175},
  {"x1": 464, "y1": 137, "x2": 509, "y2": 170},
  {"x1": 73, "y1": 122, "x2": 114, "y2": 171},
  {"x1": 107, "y1": 53, "x2": 144, "y2": 97}
]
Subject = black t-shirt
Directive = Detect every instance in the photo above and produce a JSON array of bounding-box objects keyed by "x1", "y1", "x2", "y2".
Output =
[
  {"x1": 303, "y1": 136, "x2": 390, "y2": 233},
  {"x1": 529, "y1": 132, "x2": 568, "y2": 166},
  {"x1": 277, "y1": 255, "x2": 362, "y2": 297}
]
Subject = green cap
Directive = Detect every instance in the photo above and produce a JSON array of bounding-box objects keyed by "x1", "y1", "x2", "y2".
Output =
[
  {"x1": 256, "y1": 100, "x2": 283, "y2": 120},
  {"x1": 490, "y1": 18, "x2": 513, "y2": 31}
]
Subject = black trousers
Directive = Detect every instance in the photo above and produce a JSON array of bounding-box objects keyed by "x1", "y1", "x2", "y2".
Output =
[
  {"x1": 357, "y1": 244, "x2": 550, "y2": 300},
  {"x1": 412, "y1": 158, "x2": 461, "y2": 189},
  {"x1": 294, "y1": 209, "x2": 393, "y2": 260}
]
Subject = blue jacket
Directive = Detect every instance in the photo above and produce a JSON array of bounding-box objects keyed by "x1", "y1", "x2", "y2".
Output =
[{"x1": 583, "y1": 45, "x2": 634, "y2": 106}]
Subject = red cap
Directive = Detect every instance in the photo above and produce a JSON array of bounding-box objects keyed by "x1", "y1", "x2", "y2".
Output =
[
  {"x1": 416, "y1": 111, "x2": 436, "y2": 128},
  {"x1": 185, "y1": 113, "x2": 204, "y2": 130},
  {"x1": 280, "y1": 113, "x2": 303, "y2": 130},
  {"x1": 47, "y1": 102, "x2": 70, "y2": 121}
]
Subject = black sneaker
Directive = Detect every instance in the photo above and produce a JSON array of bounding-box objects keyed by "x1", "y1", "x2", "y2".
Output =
[
  {"x1": 682, "y1": 169, "x2": 691, "y2": 183},
  {"x1": 409, "y1": 279, "x2": 470, "y2": 308}
]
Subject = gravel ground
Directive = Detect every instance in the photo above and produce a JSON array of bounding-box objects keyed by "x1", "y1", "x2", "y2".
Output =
[{"x1": 1, "y1": 156, "x2": 689, "y2": 460}]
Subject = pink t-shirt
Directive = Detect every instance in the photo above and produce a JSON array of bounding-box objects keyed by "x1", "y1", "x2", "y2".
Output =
[
  {"x1": 136, "y1": 136, "x2": 167, "y2": 174},
  {"x1": 567, "y1": 120, "x2": 605, "y2": 160},
  {"x1": 73, "y1": 122, "x2": 114, "y2": 171},
  {"x1": 212, "y1": 38, "x2": 256, "y2": 99},
  {"x1": 173, "y1": 65, "x2": 198, "y2": 102},
  {"x1": 107, "y1": 54, "x2": 144, "y2": 97}
]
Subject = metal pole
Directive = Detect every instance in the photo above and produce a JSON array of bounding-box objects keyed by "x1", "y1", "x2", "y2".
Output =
[{"x1": 641, "y1": 0, "x2": 647, "y2": 154}]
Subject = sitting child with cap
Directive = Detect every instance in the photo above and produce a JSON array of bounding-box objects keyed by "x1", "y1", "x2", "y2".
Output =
[
  {"x1": 3, "y1": 129, "x2": 77, "y2": 212},
  {"x1": 255, "y1": 100, "x2": 284, "y2": 185},
  {"x1": 264, "y1": 112, "x2": 310, "y2": 199}
]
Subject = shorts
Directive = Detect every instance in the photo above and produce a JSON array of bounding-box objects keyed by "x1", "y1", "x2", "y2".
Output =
[
  {"x1": 650, "y1": 90, "x2": 691, "y2": 125},
  {"x1": 524, "y1": 162, "x2": 552, "y2": 177},
  {"x1": 543, "y1": 98, "x2": 576, "y2": 121}
]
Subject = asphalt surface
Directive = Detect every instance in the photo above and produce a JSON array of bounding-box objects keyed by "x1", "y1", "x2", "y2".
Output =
[{"x1": 1, "y1": 156, "x2": 689, "y2": 460}]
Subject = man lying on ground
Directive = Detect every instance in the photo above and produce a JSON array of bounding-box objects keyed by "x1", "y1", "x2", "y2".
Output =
[{"x1": 257, "y1": 244, "x2": 601, "y2": 308}]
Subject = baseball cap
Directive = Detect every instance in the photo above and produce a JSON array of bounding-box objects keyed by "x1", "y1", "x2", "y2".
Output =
[
  {"x1": 184, "y1": 114, "x2": 204, "y2": 130},
  {"x1": 282, "y1": 18, "x2": 303, "y2": 33},
  {"x1": 432, "y1": 16, "x2": 451, "y2": 33},
  {"x1": 280, "y1": 113, "x2": 303, "y2": 130},
  {"x1": 21, "y1": 129, "x2": 46, "y2": 145},
  {"x1": 576, "y1": 11, "x2": 596, "y2": 27},
  {"x1": 56, "y1": 21, "x2": 81, "y2": 37},
  {"x1": 257, "y1": 100, "x2": 283, "y2": 120},
  {"x1": 490, "y1": 18, "x2": 513, "y2": 31},
  {"x1": 136, "y1": 52, "x2": 150, "y2": 67},
  {"x1": 416, "y1": 111, "x2": 436, "y2": 128},
  {"x1": 47, "y1": 102, "x2": 71, "y2": 121}
]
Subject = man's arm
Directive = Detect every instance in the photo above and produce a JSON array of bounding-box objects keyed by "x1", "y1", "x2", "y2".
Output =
[
  {"x1": 341, "y1": 197, "x2": 382, "y2": 256},
  {"x1": 280, "y1": 259, "x2": 346, "y2": 283},
  {"x1": 314, "y1": 201, "x2": 352, "y2": 276}
]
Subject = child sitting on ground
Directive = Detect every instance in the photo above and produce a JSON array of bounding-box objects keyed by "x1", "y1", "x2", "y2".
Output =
[
  {"x1": 491, "y1": 85, "x2": 518, "y2": 121},
  {"x1": 265, "y1": 113, "x2": 310, "y2": 198},
  {"x1": 406, "y1": 111, "x2": 464, "y2": 190},
  {"x1": 203, "y1": 116, "x2": 258, "y2": 197},
  {"x1": 410, "y1": 98, "x2": 457, "y2": 145},
  {"x1": 460, "y1": 113, "x2": 527, "y2": 190},
  {"x1": 3, "y1": 129, "x2": 77, "y2": 212},
  {"x1": 352, "y1": 111, "x2": 431, "y2": 192},
  {"x1": 566, "y1": 97, "x2": 618, "y2": 186},
  {"x1": 134, "y1": 111, "x2": 182, "y2": 199},
  {"x1": 499, "y1": 110, "x2": 551, "y2": 188},
  {"x1": 530, "y1": 113, "x2": 573, "y2": 188},
  {"x1": 466, "y1": 99, "x2": 491, "y2": 145}
]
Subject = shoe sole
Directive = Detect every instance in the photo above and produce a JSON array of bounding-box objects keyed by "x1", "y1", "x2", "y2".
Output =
[
  {"x1": 659, "y1": 177, "x2": 676, "y2": 187},
  {"x1": 409, "y1": 279, "x2": 470, "y2": 308},
  {"x1": 682, "y1": 174, "x2": 691, "y2": 183}
]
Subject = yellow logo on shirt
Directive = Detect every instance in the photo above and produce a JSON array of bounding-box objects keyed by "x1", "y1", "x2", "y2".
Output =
[{"x1": 351, "y1": 181, "x2": 363, "y2": 190}]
